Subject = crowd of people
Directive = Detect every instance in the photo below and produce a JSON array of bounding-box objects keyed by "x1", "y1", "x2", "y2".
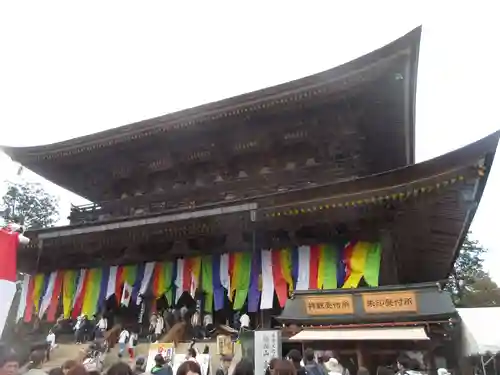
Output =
[
  {"x1": 281, "y1": 349, "x2": 453, "y2": 375},
  {"x1": 1, "y1": 338, "x2": 454, "y2": 375},
  {"x1": 0, "y1": 345, "x2": 207, "y2": 375}
]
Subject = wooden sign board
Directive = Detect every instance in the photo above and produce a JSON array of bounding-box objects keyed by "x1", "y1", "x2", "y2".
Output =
[
  {"x1": 362, "y1": 291, "x2": 418, "y2": 314},
  {"x1": 305, "y1": 295, "x2": 354, "y2": 315},
  {"x1": 217, "y1": 334, "x2": 234, "y2": 355}
]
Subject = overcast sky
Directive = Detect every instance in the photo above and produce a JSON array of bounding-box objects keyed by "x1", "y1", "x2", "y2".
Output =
[{"x1": 1, "y1": 2, "x2": 499, "y2": 279}]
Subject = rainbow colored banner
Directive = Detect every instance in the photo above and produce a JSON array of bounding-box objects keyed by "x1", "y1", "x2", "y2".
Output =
[{"x1": 17, "y1": 241, "x2": 381, "y2": 321}]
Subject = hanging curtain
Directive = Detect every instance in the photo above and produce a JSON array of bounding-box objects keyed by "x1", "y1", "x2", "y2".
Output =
[
  {"x1": 201, "y1": 255, "x2": 213, "y2": 312},
  {"x1": 343, "y1": 242, "x2": 370, "y2": 288},
  {"x1": 62, "y1": 270, "x2": 77, "y2": 319},
  {"x1": 364, "y1": 242, "x2": 382, "y2": 287},
  {"x1": 233, "y1": 252, "x2": 252, "y2": 310},
  {"x1": 247, "y1": 250, "x2": 261, "y2": 313},
  {"x1": 260, "y1": 250, "x2": 274, "y2": 309}
]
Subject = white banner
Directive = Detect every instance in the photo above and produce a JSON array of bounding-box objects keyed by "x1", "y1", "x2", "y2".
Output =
[
  {"x1": 0, "y1": 280, "x2": 16, "y2": 338},
  {"x1": 254, "y1": 330, "x2": 281, "y2": 375}
]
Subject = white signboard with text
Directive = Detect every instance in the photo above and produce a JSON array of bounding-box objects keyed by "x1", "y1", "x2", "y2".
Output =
[{"x1": 254, "y1": 330, "x2": 282, "y2": 375}]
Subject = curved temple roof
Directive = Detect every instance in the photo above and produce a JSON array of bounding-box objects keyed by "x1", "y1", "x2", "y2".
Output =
[
  {"x1": 1, "y1": 27, "x2": 421, "y2": 201},
  {"x1": 19, "y1": 130, "x2": 500, "y2": 281},
  {"x1": 2, "y1": 27, "x2": 421, "y2": 158}
]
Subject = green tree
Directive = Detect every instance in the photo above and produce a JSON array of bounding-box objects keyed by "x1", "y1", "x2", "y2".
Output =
[
  {"x1": 1, "y1": 181, "x2": 59, "y2": 229},
  {"x1": 447, "y1": 232, "x2": 500, "y2": 307},
  {"x1": 460, "y1": 275, "x2": 500, "y2": 307},
  {"x1": 1, "y1": 181, "x2": 59, "y2": 340}
]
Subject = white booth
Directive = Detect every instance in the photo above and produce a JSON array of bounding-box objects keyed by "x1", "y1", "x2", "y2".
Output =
[{"x1": 458, "y1": 307, "x2": 500, "y2": 374}]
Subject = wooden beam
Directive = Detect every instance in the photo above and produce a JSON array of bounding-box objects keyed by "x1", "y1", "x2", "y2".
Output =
[{"x1": 38, "y1": 203, "x2": 257, "y2": 239}]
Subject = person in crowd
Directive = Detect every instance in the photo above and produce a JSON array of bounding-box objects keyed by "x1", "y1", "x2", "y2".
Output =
[
  {"x1": 272, "y1": 360, "x2": 295, "y2": 375},
  {"x1": 191, "y1": 308, "x2": 200, "y2": 333},
  {"x1": 303, "y1": 349, "x2": 327, "y2": 375},
  {"x1": 82, "y1": 343, "x2": 104, "y2": 374},
  {"x1": 203, "y1": 314, "x2": 215, "y2": 338},
  {"x1": 52, "y1": 315, "x2": 65, "y2": 335},
  {"x1": 396, "y1": 355, "x2": 423, "y2": 375},
  {"x1": 133, "y1": 357, "x2": 146, "y2": 375},
  {"x1": 0, "y1": 346, "x2": 19, "y2": 375},
  {"x1": 232, "y1": 359, "x2": 253, "y2": 375},
  {"x1": 239, "y1": 314, "x2": 250, "y2": 331},
  {"x1": 66, "y1": 366, "x2": 88, "y2": 375},
  {"x1": 48, "y1": 368, "x2": 64, "y2": 375},
  {"x1": 176, "y1": 360, "x2": 201, "y2": 375},
  {"x1": 74, "y1": 315, "x2": 85, "y2": 344},
  {"x1": 128, "y1": 332, "x2": 138, "y2": 359},
  {"x1": 96, "y1": 315, "x2": 108, "y2": 339},
  {"x1": 61, "y1": 360, "x2": 77, "y2": 375},
  {"x1": 396, "y1": 355, "x2": 412, "y2": 375},
  {"x1": 107, "y1": 362, "x2": 133, "y2": 375},
  {"x1": 46, "y1": 329, "x2": 57, "y2": 360},
  {"x1": 437, "y1": 368, "x2": 451, "y2": 375},
  {"x1": 25, "y1": 350, "x2": 47, "y2": 375},
  {"x1": 180, "y1": 306, "x2": 188, "y2": 322},
  {"x1": 356, "y1": 368, "x2": 369, "y2": 375},
  {"x1": 324, "y1": 358, "x2": 345, "y2": 375},
  {"x1": 155, "y1": 315, "x2": 164, "y2": 342},
  {"x1": 185, "y1": 347, "x2": 199, "y2": 366},
  {"x1": 264, "y1": 359, "x2": 279, "y2": 375},
  {"x1": 331, "y1": 353, "x2": 350, "y2": 375},
  {"x1": 319, "y1": 354, "x2": 329, "y2": 375},
  {"x1": 117, "y1": 327, "x2": 130, "y2": 358},
  {"x1": 215, "y1": 355, "x2": 232, "y2": 375},
  {"x1": 151, "y1": 354, "x2": 173, "y2": 375},
  {"x1": 81, "y1": 316, "x2": 92, "y2": 342},
  {"x1": 287, "y1": 350, "x2": 306, "y2": 375},
  {"x1": 149, "y1": 313, "x2": 158, "y2": 343}
]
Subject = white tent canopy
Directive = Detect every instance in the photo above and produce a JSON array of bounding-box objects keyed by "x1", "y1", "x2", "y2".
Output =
[{"x1": 458, "y1": 307, "x2": 500, "y2": 356}]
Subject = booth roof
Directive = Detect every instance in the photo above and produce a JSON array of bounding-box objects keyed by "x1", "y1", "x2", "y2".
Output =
[{"x1": 458, "y1": 307, "x2": 500, "y2": 356}]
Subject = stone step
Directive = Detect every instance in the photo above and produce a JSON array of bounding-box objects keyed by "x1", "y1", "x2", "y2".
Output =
[
  {"x1": 41, "y1": 343, "x2": 151, "y2": 371},
  {"x1": 41, "y1": 344, "x2": 88, "y2": 370}
]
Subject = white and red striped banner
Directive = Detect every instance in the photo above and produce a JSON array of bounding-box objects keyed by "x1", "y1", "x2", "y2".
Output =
[{"x1": 0, "y1": 228, "x2": 21, "y2": 337}]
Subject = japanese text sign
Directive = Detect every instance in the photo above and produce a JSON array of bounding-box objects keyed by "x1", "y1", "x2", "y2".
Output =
[{"x1": 362, "y1": 291, "x2": 418, "y2": 314}]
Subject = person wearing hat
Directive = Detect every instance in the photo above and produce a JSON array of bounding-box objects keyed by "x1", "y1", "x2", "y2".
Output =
[
  {"x1": 323, "y1": 358, "x2": 344, "y2": 375},
  {"x1": 215, "y1": 355, "x2": 233, "y2": 375},
  {"x1": 437, "y1": 369, "x2": 451, "y2": 375}
]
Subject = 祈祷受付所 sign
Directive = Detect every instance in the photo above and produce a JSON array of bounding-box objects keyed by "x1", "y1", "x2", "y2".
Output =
[{"x1": 305, "y1": 295, "x2": 354, "y2": 315}]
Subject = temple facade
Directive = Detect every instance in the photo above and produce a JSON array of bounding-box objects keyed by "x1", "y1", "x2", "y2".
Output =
[{"x1": 2, "y1": 26, "x2": 499, "y2": 374}]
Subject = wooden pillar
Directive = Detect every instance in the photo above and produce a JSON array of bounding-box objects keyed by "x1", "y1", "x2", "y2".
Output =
[
  {"x1": 356, "y1": 347, "x2": 364, "y2": 368},
  {"x1": 261, "y1": 310, "x2": 272, "y2": 329},
  {"x1": 356, "y1": 344, "x2": 368, "y2": 369},
  {"x1": 379, "y1": 229, "x2": 399, "y2": 285}
]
